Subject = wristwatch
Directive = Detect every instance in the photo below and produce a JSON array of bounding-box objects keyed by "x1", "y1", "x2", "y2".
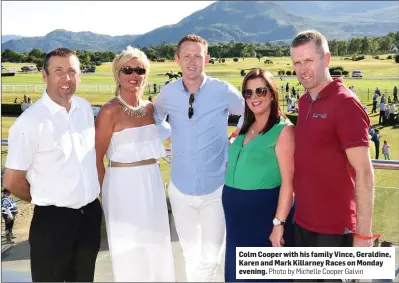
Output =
[{"x1": 273, "y1": 217, "x2": 286, "y2": 226}]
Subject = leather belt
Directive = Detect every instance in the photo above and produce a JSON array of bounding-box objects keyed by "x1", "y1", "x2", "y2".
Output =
[{"x1": 108, "y1": 158, "x2": 157, "y2": 167}]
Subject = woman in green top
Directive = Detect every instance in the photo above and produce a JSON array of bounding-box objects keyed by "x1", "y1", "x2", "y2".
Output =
[{"x1": 222, "y1": 68, "x2": 295, "y2": 282}]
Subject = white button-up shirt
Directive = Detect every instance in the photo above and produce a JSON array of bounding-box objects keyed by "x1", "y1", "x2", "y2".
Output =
[{"x1": 5, "y1": 91, "x2": 100, "y2": 209}]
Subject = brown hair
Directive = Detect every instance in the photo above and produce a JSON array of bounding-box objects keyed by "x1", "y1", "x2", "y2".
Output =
[
  {"x1": 176, "y1": 34, "x2": 208, "y2": 57},
  {"x1": 240, "y1": 68, "x2": 286, "y2": 135},
  {"x1": 43, "y1": 48, "x2": 79, "y2": 75},
  {"x1": 290, "y1": 29, "x2": 329, "y2": 55}
]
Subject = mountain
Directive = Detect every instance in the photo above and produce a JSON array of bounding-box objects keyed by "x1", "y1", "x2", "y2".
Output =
[
  {"x1": 2, "y1": 29, "x2": 140, "y2": 53},
  {"x1": 2, "y1": 34, "x2": 24, "y2": 43},
  {"x1": 130, "y1": 1, "x2": 399, "y2": 46},
  {"x1": 2, "y1": 1, "x2": 398, "y2": 52},
  {"x1": 131, "y1": 1, "x2": 306, "y2": 46}
]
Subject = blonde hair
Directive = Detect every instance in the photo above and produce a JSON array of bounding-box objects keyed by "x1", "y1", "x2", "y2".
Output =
[{"x1": 112, "y1": 46, "x2": 150, "y2": 96}]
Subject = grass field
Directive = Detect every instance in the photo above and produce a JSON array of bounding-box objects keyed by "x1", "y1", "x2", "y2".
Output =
[
  {"x1": 1, "y1": 55, "x2": 398, "y2": 243},
  {"x1": 2, "y1": 56, "x2": 398, "y2": 105}
]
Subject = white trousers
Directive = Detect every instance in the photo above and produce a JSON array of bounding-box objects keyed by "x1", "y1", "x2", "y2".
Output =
[{"x1": 168, "y1": 182, "x2": 226, "y2": 282}]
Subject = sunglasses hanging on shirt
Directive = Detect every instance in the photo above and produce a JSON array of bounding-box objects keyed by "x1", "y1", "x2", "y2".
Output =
[{"x1": 188, "y1": 93, "x2": 195, "y2": 119}]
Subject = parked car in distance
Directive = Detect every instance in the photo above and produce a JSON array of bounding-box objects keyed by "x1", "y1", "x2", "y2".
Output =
[
  {"x1": 82, "y1": 67, "x2": 96, "y2": 73},
  {"x1": 352, "y1": 70, "x2": 363, "y2": 78},
  {"x1": 1, "y1": 65, "x2": 16, "y2": 77},
  {"x1": 21, "y1": 65, "x2": 38, "y2": 71}
]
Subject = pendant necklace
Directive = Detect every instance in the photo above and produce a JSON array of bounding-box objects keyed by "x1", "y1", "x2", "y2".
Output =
[{"x1": 116, "y1": 95, "x2": 147, "y2": 117}]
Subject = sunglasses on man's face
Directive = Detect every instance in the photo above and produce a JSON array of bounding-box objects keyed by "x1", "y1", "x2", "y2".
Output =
[
  {"x1": 120, "y1": 67, "x2": 146, "y2": 75},
  {"x1": 242, "y1": 87, "x2": 268, "y2": 99},
  {"x1": 188, "y1": 93, "x2": 195, "y2": 119}
]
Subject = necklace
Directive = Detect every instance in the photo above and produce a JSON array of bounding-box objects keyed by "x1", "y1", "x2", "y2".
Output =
[{"x1": 116, "y1": 95, "x2": 147, "y2": 117}]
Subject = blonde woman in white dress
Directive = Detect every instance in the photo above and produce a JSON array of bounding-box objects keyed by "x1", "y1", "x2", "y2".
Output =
[{"x1": 95, "y1": 46, "x2": 175, "y2": 282}]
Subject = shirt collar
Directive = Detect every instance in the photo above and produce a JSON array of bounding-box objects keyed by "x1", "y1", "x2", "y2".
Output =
[
  {"x1": 179, "y1": 75, "x2": 208, "y2": 94},
  {"x1": 42, "y1": 90, "x2": 80, "y2": 115},
  {"x1": 318, "y1": 77, "x2": 344, "y2": 99}
]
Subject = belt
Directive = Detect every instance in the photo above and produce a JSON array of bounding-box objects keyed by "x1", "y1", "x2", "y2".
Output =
[{"x1": 108, "y1": 158, "x2": 157, "y2": 167}]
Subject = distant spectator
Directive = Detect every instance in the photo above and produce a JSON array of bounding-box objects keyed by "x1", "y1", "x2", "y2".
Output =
[
  {"x1": 387, "y1": 96, "x2": 392, "y2": 104},
  {"x1": 153, "y1": 83, "x2": 157, "y2": 94},
  {"x1": 285, "y1": 82, "x2": 289, "y2": 93},
  {"x1": 23, "y1": 94, "x2": 27, "y2": 103},
  {"x1": 379, "y1": 101, "x2": 386, "y2": 125},
  {"x1": 380, "y1": 94, "x2": 386, "y2": 104},
  {"x1": 371, "y1": 129, "x2": 381, "y2": 159},
  {"x1": 292, "y1": 86, "x2": 296, "y2": 97},
  {"x1": 13, "y1": 97, "x2": 18, "y2": 104},
  {"x1": 382, "y1": 140, "x2": 390, "y2": 160},
  {"x1": 389, "y1": 104, "x2": 396, "y2": 125},
  {"x1": 375, "y1": 87, "x2": 381, "y2": 96},
  {"x1": 372, "y1": 93, "x2": 379, "y2": 113},
  {"x1": 27, "y1": 97, "x2": 32, "y2": 104},
  {"x1": 290, "y1": 95, "x2": 296, "y2": 111},
  {"x1": 393, "y1": 86, "x2": 398, "y2": 103},
  {"x1": 148, "y1": 94, "x2": 153, "y2": 102},
  {"x1": 2, "y1": 189, "x2": 18, "y2": 244}
]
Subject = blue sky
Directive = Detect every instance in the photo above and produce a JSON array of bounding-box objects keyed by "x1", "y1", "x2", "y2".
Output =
[{"x1": 2, "y1": 1, "x2": 216, "y2": 37}]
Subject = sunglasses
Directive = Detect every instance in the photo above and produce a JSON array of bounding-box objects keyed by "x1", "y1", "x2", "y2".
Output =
[
  {"x1": 120, "y1": 67, "x2": 146, "y2": 75},
  {"x1": 242, "y1": 87, "x2": 268, "y2": 99},
  {"x1": 188, "y1": 93, "x2": 195, "y2": 119}
]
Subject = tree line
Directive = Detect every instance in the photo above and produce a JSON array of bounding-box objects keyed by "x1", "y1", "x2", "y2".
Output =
[{"x1": 2, "y1": 31, "x2": 398, "y2": 67}]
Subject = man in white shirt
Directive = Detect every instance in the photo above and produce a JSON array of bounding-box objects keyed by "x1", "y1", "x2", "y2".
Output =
[
  {"x1": 379, "y1": 101, "x2": 386, "y2": 125},
  {"x1": 3, "y1": 48, "x2": 102, "y2": 282}
]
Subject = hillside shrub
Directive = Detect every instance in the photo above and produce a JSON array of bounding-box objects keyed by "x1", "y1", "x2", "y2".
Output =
[
  {"x1": 233, "y1": 57, "x2": 239, "y2": 62},
  {"x1": 342, "y1": 70, "x2": 349, "y2": 76},
  {"x1": 332, "y1": 70, "x2": 342, "y2": 76},
  {"x1": 329, "y1": 66, "x2": 345, "y2": 74},
  {"x1": 293, "y1": 71, "x2": 296, "y2": 75},
  {"x1": 286, "y1": 70, "x2": 292, "y2": 75},
  {"x1": 278, "y1": 70, "x2": 285, "y2": 75},
  {"x1": 264, "y1": 59, "x2": 273, "y2": 64},
  {"x1": 387, "y1": 55, "x2": 392, "y2": 59},
  {"x1": 219, "y1": 58, "x2": 226, "y2": 63},
  {"x1": 344, "y1": 57, "x2": 351, "y2": 60},
  {"x1": 240, "y1": 69, "x2": 246, "y2": 76},
  {"x1": 395, "y1": 54, "x2": 399, "y2": 63},
  {"x1": 374, "y1": 55, "x2": 380, "y2": 59}
]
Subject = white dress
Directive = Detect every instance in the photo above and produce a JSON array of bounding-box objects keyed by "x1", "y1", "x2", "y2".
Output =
[{"x1": 102, "y1": 124, "x2": 175, "y2": 282}]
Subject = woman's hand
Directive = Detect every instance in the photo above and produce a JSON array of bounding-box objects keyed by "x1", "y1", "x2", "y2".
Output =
[{"x1": 269, "y1": 225, "x2": 285, "y2": 247}]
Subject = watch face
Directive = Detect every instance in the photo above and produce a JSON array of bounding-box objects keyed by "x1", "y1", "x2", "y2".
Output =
[{"x1": 273, "y1": 218, "x2": 280, "y2": 225}]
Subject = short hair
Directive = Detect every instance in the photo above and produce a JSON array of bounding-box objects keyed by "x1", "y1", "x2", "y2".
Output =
[
  {"x1": 43, "y1": 48, "x2": 79, "y2": 75},
  {"x1": 176, "y1": 34, "x2": 208, "y2": 57},
  {"x1": 240, "y1": 68, "x2": 286, "y2": 136},
  {"x1": 112, "y1": 46, "x2": 150, "y2": 96},
  {"x1": 290, "y1": 30, "x2": 329, "y2": 55}
]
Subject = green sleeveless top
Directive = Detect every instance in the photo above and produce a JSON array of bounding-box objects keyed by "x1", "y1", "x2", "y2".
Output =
[{"x1": 225, "y1": 117, "x2": 291, "y2": 190}]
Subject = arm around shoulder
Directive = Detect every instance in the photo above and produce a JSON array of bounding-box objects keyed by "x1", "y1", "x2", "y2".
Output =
[{"x1": 226, "y1": 82, "x2": 245, "y2": 116}]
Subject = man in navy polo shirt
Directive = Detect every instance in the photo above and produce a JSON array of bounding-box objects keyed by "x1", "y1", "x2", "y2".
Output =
[{"x1": 290, "y1": 30, "x2": 375, "y2": 253}]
